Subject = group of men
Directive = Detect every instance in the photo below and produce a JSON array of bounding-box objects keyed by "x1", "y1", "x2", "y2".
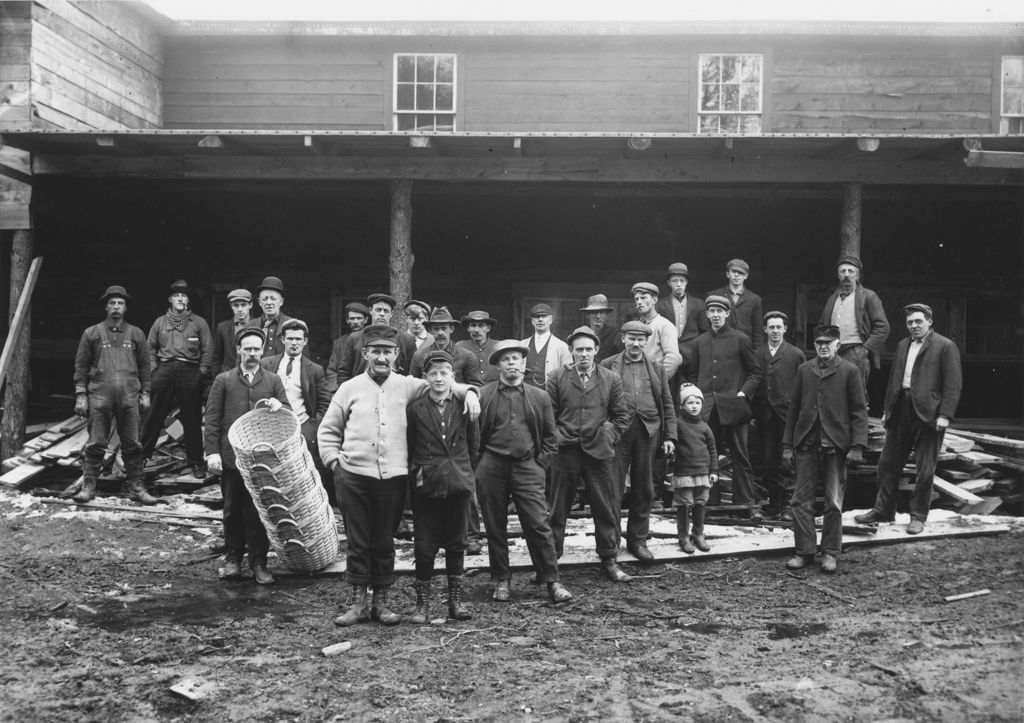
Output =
[{"x1": 72, "y1": 253, "x2": 962, "y2": 607}]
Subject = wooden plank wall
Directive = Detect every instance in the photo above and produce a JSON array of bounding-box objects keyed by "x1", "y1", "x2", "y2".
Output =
[
  {"x1": 29, "y1": 0, "x2": 163, "y2": 129},
  {"x1": 0, "y1": 2, "x2": 32, "y2": 130}
]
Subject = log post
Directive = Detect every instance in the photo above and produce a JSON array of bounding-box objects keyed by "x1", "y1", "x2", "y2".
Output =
[
  {"x1": 388, "y1": 179, "x2": 414, "y2": 323},
  {"x1": 839, "y1": 182, "x2": 862, "y2": 260},
  {"x1": 2, "y1": 229, "x2": 33, "y2": 461}
]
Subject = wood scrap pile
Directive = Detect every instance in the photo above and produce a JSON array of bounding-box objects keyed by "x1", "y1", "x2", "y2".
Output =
[{"x1": 0, "y1": 416, "x2": 88, "y2": 488}]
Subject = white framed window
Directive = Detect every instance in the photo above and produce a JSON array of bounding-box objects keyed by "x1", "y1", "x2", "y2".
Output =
[
  {"x1": 393, "y1": 53, "x2": 456, "y2": 132},
  {"x1": 1000, "y1": 56, "x2": 1024, "y2": 134},
  {"x1": 698, "y1": 53, "x2": 763, "y2": 134}
]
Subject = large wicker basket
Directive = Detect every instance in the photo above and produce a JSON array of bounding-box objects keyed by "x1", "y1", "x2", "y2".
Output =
[{"x1": 228, "y1": 403, "x2": 338, "y2": 572}]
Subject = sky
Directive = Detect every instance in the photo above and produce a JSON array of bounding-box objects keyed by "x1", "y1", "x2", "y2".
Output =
[{"x1": 143, "y1": 0, "x2": 1024, "y2": 23}]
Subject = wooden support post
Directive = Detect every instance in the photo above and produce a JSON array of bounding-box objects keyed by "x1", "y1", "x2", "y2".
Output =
[
  {"x1": 839, "y1": 182, "x2": 862, "y2": 260},
  {"x1": 2, "y1": 230, "x2": 34, "y2": 461},
  {"x1": 389, "y1": 179, "x2": 414, "y2": 320}
]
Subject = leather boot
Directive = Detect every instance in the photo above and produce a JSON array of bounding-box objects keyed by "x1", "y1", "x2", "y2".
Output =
[
  {"x1": 127, "y1": 477, "x2": 159, "y2": 505},
  {"x1": 691, "y1": 505, "x2": 710, "y2": 552},
  {"x1": 779, "y1": 490, "x2": 794, "y2": 522},
  {"x1": 371, "y1": 586, "x2": 401, "y2": 626},
  {"x1": 447, "y1": 575, "x2": 472, "y2": 621},
  {"x1": 677, "y1": 506, "x2": 695, "y2": 554},
  {"x1": 73, "y1": 477, "x2": 97, "y2": 504},
  {"x1": 334, "y1": 584, "x2": 370, "y2": 627},
  {"x1": 407, "y1": 579, "x2": 431, "y2": 624}
]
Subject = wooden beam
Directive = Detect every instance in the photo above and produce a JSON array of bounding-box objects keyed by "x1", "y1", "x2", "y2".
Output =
[
  {"x1": 911, "y1": 138, "x2": 982, "y2": 161},
  {"x1": 0, "y1": 144, "x2": 31, "y2": 184},
  {"x1": 0, "y1": 176, "x2": 32, "y2": 230},
  {"x1": 839, "y1": 182, "x2": 862, "y2": 260},
  {"x1": 813, "y1": 137, "x2": 881, "y2": 160},
  {"x1": 95, "y1": 136, "x2": 148, "y2": 155},
  {"x1": 964, "y1": 150, "x2": 1024, "y2": 169},
  {"x1": 389, "y1": 179, "x2": 414, "y2": 312},
  {"x1": 0, "y1": 250, "x2": 42, "y2": 461},
  {"x1": 197, "y1": 135, "x2": 258, "y2": 154}
]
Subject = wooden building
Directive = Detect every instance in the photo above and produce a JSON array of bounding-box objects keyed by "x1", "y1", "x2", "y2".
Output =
[{"x1": 1, "y1": 1, "x2": 1022, "y2": 455}]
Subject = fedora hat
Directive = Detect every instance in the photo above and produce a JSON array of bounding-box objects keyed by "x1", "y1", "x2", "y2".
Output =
[
  {"x1": 99, "y1": 285, "x2": 132, "y2": 303},
  {"x1": 424, "y1": 306, "x2": 457, "y2": 327},
  {"x1": 488, "y1": 339, "x2": 531, "y2": 366},
  {"x1": 461, "y1": 310, "x2": 498, "y2": 327},
  {"x1": 579, "y1": 294, "x2": 613, "y2": 313}
]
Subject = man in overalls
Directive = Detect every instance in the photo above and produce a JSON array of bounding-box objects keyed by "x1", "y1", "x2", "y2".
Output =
[{"x1": 72, "y1": 285, "x2": 156, "y2": 504}]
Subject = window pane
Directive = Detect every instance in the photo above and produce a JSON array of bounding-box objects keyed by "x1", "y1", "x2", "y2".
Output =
[
  {"x1": 701, "y1": 84, "x2": 720, "y2": 111},
  {"x1": 701, "y1": 55, "x2": 720, "y2": 84},
  {"x1": 721, "y1": 56, "x2": 738, "y2": 83},
  {"x1": 741, "y1": 55, "x2": 761, "y2": 83},
  {"x1": 699, "y1": 115, "x2": 719, "y2": 133},
  {"x1": 416, "y1": 84, "x2": 434, "y2": 111},
  {"x1": 416, "y1": 56, "x2": 434, "y2": 82},
  {"x1": 416, "y1": 114, "x2": 434, "y2": 131},
  {"x1": 396, "y1": 114, "x2": 415, "y2": 131},
  {"x1": 397, "y1": 55, "x2": 415, "y2": 83},
  {"x1": 1004, "y1": 57, "x2": 1024, "y2": 86},
  {"x1": 722, "y1": 84, "x2": 740, "y2": 111},
  {"x1": 436, "y1": 83, "x2": 454, "y2": 111},
  {"x1": 1004, "y1": 87, "x2": 1024, "y2": 115},
  {"x1": 740, "y1": 84, "x2": 760, "y2": 111},
  {"x1": 721, "y1": 114, "x2": 741, "y2": 133},
  {"x1": 435, "y1": 115, "x2": 454, "y2": 131},
  {"x1": 396, "y1": 83, "x2": 414, "y2": 111},
  {"x1": 437, "y1": 55, "x2": 454, "y2": 83},
  {"x1": 741, "y1": 115, "x2": 761, "y2": 134}
]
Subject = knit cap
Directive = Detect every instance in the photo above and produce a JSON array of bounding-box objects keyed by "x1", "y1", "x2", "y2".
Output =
[{"x1": 679, "y1": 383, "x2": 703, "y2": 402}]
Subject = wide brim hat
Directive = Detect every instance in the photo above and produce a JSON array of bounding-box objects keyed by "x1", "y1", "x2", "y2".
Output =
[
  {"x1": 100, "y1": 285, "x2": 132, "y2": 303},
  {"x1": 567, "y1": 326, "x2": 601, "y2": 347},
  {"x1": 461, "y1": 310, "x2": 498, "y2": 327},
  {"x1": 168, "y1": 279, "x2": 190, "y2": 296},
  {"x1": 424, "y1": 305, "x2": 457, "y2": 327},
  {"x1": 488, "y1": 339, "x2": 530, "y2": 366},
  {"x1": 579, "y1": 294, "x2": 613, "y2": 313},
  {"x1": 256, "y1": 276, "x2": 286, "y2": 296}
]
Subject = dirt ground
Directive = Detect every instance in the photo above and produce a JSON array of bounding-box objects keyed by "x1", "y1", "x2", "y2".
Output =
[{"x1": 1, "y1": 491, "x2": 1022, "y2": 723}]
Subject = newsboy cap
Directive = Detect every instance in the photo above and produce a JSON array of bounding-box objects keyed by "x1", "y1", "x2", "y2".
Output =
[
  {"x1": 763, "y1": 310, "x2": 789, "y2": 325},
  {"x1": 256, "y1": 276, "x2": 286, "y2": 296},
  {"x1": 530, "y1": 303, "x2": 553, "y2": 317},
  {"x1": 488, "y1": 339, "x2": 531, "y2": 366},
  {"x1": 344, "y1": 301, "x2": 371, "y2": 318},
  {"x1": 813, "y1": 325, "x2": 841, "y2": 342},
  {"x1": 903, "y1": 303, "x2": 933, "y2": 319},
  {"x1": 726, "y1": 259, "x2": 750, "y2": 274},
  {"x1": 361, "y1": 324, "x2": 399, "y2": 347},
  {"x1": 631, "y1": 282, "x2": 660, "y2": 297},
  {"x1": 403, "y1": 299, "x2": 431, "y2": 316},
  {"x1": 567, "y1": 326, "x2": 601, "y2": 347},
  {"x1": 367, "y1": 293, "x2": 397, "y2": 308},
  {"x1": 423, "y1": 350, "x2": 454, "y2": 372},
  {"x1": 705, "y1": 295, "x2": 731, "y2": 311},
  {"x1": 168, "y1": 279, "x2": 190, "y2": 296},
  {"x1": 280, "y1": 318, "x2": 309, "y2": 336},
  {"x1": 425, "y1": 306, "x2": 456, "y2": 327},
  {"x1": 100, "y1": 285, "x2": 132, "y2": 303},
  {"x1": 836, "y1": 255, "x2": 863, "y2": 270},
  {"x1": 620, "y1": 320, "x2": 652, "y2": 337},
  {"x1": 462, "y1": 310, "x2": 498, "y2": 327},
  {"x1": 227, "y1": 288, "x2": 251, "y2": 304},
  {"x1": 234, "y1": 326, "x2": 266, "y2": 347},
  {"x1": 666, "y1": 262, "x2": 690, "y2": 279},
  {"x1": 580, "y1": 294, "x2": 613, "y2": 313}
]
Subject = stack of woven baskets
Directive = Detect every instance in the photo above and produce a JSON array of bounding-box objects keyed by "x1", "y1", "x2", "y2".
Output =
[{"x1": 228, "y1": 403, "x2": 338, "y2": 572}]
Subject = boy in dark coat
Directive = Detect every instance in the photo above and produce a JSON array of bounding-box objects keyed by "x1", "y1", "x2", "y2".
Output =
[{"x1": 406, "y1": 350, "x2": 480, "y2": 623}]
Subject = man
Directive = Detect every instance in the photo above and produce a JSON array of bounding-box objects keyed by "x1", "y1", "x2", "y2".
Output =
[
  {"x1": 630, "y1": 282, "x2": 682, "y2": 380},
  {"x1": 818, "y1": 256, "x2": 890, "y2": 393},
  {"x1": 72, "y1": 285, "x2": 155, "y2": 505},
  {"x1": 140, "y1": 279, "x2": 213, "y2": 479},
  {"x1": 656, "y1": 262, "x2": 708, "y2": 350},
  {"x1": 753, "y1": 311, "x2": 806, "y2": 520},
  {"x1": 783, "y1": 325, "x2": 868, "y2": 574},
  {"x1": 456, "y1": 310, "x2": 500, "y2": 386},
  {"x1": 335, "y1": 293, "x2": 418, "y2": 384},
  {"x1": 580, "y1": 294, "x2": 621, "y2": 362},
  {"x1": 403, "y1": 299, "x2": 434, "y2": 350},
  {"x1": 547, "y1": 327, "x2": 630, "y2": 581},
  {"x1": 708, "y1": 259, "x2": 765, "y2": 348},
  {"x1": 476, "y1": 340, "x2": 572, "y2": 605},
  {"x1": 521, "y1": 303, "x2": 571, "y2": 389},
  {"x1": 253, "y1": 276, "x2": 300, "y2": 358},
  {"x1": 410, "y1": 306, "x2": 478, "y2": 384},
  {"x1": 856, "y1": 304, "x2": 962, "y2": 535},
  {"x1": 204, "y1": 327, "x2": 288, "y2": 585},
  {"x1": 261, "y1": 319, "x2": 333, "y2": 502},
  {"x1": 326, "y1": 301, "x2": 371, "y2": 392},
  {"x1": 318, "y1": 325, "x2": 480, "y2": 627},
  {"x1": 686, "y1": 295, "x2": 763, "y2": 515},
  {"x1": 600, "y1": 321, "x2": 676, "y2": 562},
  {"x1": 212, "y1": 288, "x2": 254, "y2": 374}
]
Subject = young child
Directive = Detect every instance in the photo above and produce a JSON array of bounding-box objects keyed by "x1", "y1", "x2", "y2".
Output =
[{"x1": 672, "y1": 384, "x2": 718, "y2": 553}]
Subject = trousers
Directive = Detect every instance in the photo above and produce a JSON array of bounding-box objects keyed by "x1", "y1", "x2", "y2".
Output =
[
  {"x1": 548, "y1": 444, "x2": 621, "y2": 560},
  {"x1": 874, "y1": 392, "x2": 942, "y2": 522}
]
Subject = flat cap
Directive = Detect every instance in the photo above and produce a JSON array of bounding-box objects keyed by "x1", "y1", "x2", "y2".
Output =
[
  {"x1": 344, "y1": 301, "x2": 372, "y2": 317},
  {"x1": 488, "y1": 339, "x2": 530, "y2": 366},
  {"x1": 580, "y1": 294, "x2": 613, "y2": 312},
  {"x1": 256, "y1": 276, "x2": 286, "y2": 296},
  {"x1": 425, "y1": 305, "x2": 456, "y2": 326},
  {"x1": 530, "y1": 303, "x2": 553, "y2": 317},
  {"x1": 567, "y1": 326, "x2": 601, "y2": 347},
  {"x1": 763, "y1": 310, "x2": 789, "y2": 325},
  {"x1": 705, "y1": 294, "x2": 731, "y2": 311},
  {"x1": 168, "y1": 279, "x2": 190, "y2": 295},
  {"x1": 280, "y1": 318, "x2": 309, "y2": 335},
  {"x1": 679, "y1": 383, "x2": 704, "y2": 401},
  {"x1": 631, "y1": 282, "x2": 660, "y2": 297},
  {"x1": 403, "y1": 299, "x2": 431, "y2": 315},
  {"x1": 367, "y1": 292, "x2": 397, "y2": 308},
  {"x1": 423, "y1": 350, "x2": 455, "y2": 372},
  {"x1": 620, "y1": 320, "x2": 652, "y2": 337},
  {"x1": 813, "y1": 324, "x2": 841, "y2": 342},
  {"x1": 100, "y1": 285, "x2": 132, "y2": 303},
  {"x1": 903, "y1": 303, "x2": 933, "y2": 318},
  {"x1": 462, "y1": 310, "x2": 498, "y2": 327},
  {"x1": 836, "y1": 255, "x2": 863, "y2": 270},
  {"x1": 726, "y1": 259, "x2": 750, "y2": 274},
  {"x1": 361, "y1": 324, "x2": 399, "y2": 347},
  {"x1": 227, "y1": 288, "x2": 252, "y2": 303},
  {"x1": 234, "y1": 326, "x2": 266, "y2": 347},
  {"x1": 666, "y1": 262, "x2": 690, "y2": 279}
]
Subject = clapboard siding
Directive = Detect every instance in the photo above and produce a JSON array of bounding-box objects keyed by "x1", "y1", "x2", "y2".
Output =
[
  {"x1": 0, "y1": 4, "x2": 32, "y2": 130},
  {"x1": 771, "y1": 38, "x2": 997, "y2": 133},
  {"x1": 29, "y1": 0, "x2": 162, "y2": 129},
  {"x1": 163, "y1": 38, "x2": 388, "y2": 130}
]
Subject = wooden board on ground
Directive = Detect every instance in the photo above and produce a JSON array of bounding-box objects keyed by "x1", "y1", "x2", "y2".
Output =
[
  {"x1": 957, "y1": 478, "x2": 995, "y2": 494},
  {"x1": 933, "y1": 475, "x2": 983, "y2": 505},
  {"x1": 959, "y1": 496, "x2": 1004, "y2": 516},
  {"x1": 35, "y1": 428, "x2": 89, "y2": 461},
  {"x1": 0, "y1": 462, "x2": 49, "y2": 487},
  {"x1": 950, "y1": 428, "x2": 1024, "y2": 454}
]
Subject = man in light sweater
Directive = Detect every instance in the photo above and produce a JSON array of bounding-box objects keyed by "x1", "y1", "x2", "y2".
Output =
[
  {"x1": 630, "y1": 282, "x2": 682, "y2": 381},
  {"x1": 317, "y1": 324, "x2": 480, "y2": 628}
]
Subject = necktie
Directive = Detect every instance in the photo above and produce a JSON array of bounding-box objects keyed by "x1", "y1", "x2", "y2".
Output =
[
  {"x1": 580, "y1": 372, "x2": 590, "y2": 385},
  {"x1": 286, "y1": 356, "x2": 294, "y2": 378}
]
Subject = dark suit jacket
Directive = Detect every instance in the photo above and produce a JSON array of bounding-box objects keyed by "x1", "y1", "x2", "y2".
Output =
[
  {"x1": 212, "y1": 318, "x2": 254, "y2": 373},
  {"x1": 818, "y1": 285, "x2": 890, "y2": 368},
  {"x1": 406, "y1": 394, "x2": 480, "y2": 498},
  {"x1": 601, "y1": 352, "x2": 677, "y2": 444},
  {"x1": 410, "y1": 341, "x2": 480, "y2": 385},
  {"x1": 325, "y1": 332, "x2": 353, "y2": 392},
  {"x1": 883, "y1": 331, "x2": 962, "y2": 428},
  {"x1": 753, "y1": 341, "x2": 806, "y2": 423},
  {"x1": 260, "y1": 354, "x2": 331, "y2": 427},
  {"x1": 203, "y1": 367, "x2": 289, "y2": 470},
  {"x1": 708, "y1": 285, "x2": 765, "y2": 348},
  {"x1": 783, "y1": 355, "x2": 868, "y2": 452},
  {"x1": 478, "y1": 381, "x2": 559, "y2": 469},
  {"x1": 546, "y1": 365, "x2": 629, "y2": 460},
  {"x1": 336, "y1": 328, "x2": 417, "y2": 384},
  {"x1": 656, "y1": 293, "x2": 708, "y2": 345},
  {"x1": 594, "y1": 323, "x2": 622, "y2": 362},
  {"x1": 685, "y1": 326, "x2": 763, "y2": 424}
]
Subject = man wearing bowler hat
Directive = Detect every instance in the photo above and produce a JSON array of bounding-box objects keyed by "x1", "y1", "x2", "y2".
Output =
[
  {"x1": 326, "y1": 301, "x2": 372, "y2": 392},
  {"x1": 140, "y1": 279, "x2": 213, "y2": 479},
  {"x1": 818, "y1": 255, "x2": 890, "y2": 393},
  {"x1": 580, "y1": 294, "x2": 621, "y2": 362},
  {"x1": 72, "y1": 285, "x2": 155, "y2": 504},
  {"x1": 547, "y1": 326, "x2": 631, "y2": 581},
  {"x1": 686, "y1": 295, "x2": 763, "y2": 516},
  {"x1": 631, "y1": 282, "x2": 682, "y2": 380},
  {"x1": 457, "y1": 310, "x2": 501, "y2": 386},
  {"x1": 253, "y1": 276, "x2": 301, "y2": 358},
  {"x1": 601, "y1": 320, "x2": 676, "y2": 562},
  {"x1": 783, "y1": 325, "x2": 868, "y2": 574},
  {"x1": 212, "y1": 288, "x2": 254, "y2": 374},
  {"x1": 708, "y1": 259, "x2": 765, "y2": 349},
  {"x1": 856, "y1": 303, "x2": 962, "y2": 535},
  {"x1": 521, "y1": 303, "x2": 571, "y2": 389}
]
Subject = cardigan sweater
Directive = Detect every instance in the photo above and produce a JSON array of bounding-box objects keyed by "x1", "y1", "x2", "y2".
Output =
[{"x1": 317, "y1": 371, "x2": 429, "y2": 479}]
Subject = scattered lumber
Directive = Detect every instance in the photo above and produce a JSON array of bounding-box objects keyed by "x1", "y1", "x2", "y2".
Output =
[
  {"x1": 944, "y1": 589, "x2": 991, "y2": 603},
  {"x1": 933, "y1": 476, "x2": 983, "y2": 505}
]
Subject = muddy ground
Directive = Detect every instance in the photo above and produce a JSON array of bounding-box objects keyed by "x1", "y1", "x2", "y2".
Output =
[{"x1": 1, "y1": 492, "x2": 1022, "y2": 723}]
